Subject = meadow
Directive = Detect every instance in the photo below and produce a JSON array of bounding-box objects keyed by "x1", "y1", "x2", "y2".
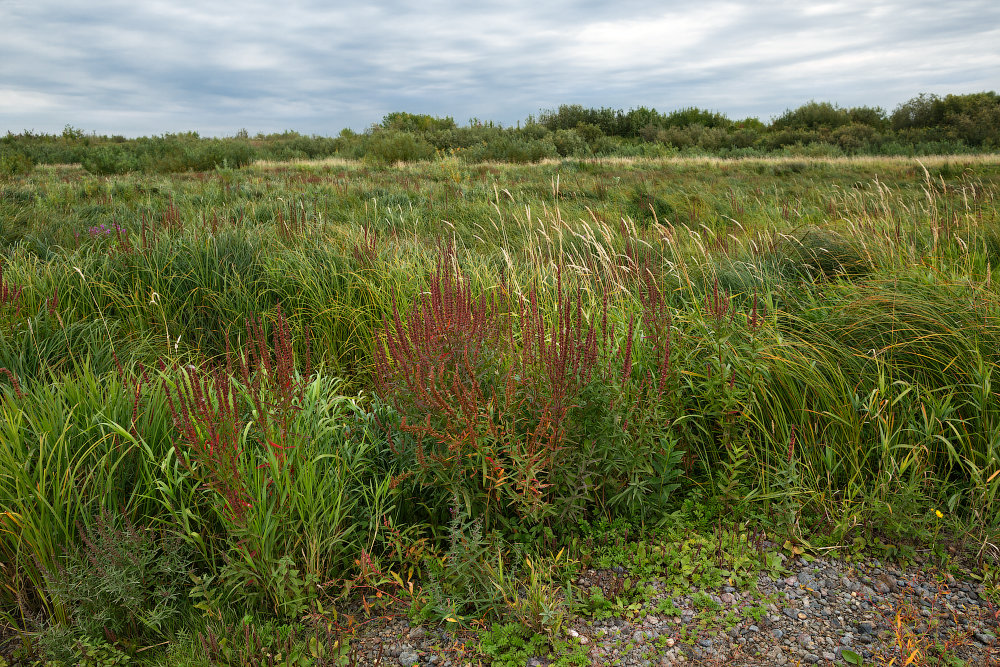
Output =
[{"x1": 1, "y1": 152, "x2": 999, "y2": 665}]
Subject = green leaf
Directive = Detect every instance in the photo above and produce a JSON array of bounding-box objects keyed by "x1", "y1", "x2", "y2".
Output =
[{"x1": 840, "y1": 648, "x2": 862, "y2": 665}]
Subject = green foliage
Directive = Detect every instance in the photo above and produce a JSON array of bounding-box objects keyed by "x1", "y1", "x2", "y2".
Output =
[
  {"x1": 374, "y1": 257, "x2": 687, "y2": 532},
  {"x1": 0, "y1": 151, "x2": 34, "y2": 177},
  {"x1": 1, "y1": 151, "x2": 1000, "y2": 659},
  {"x1": 892, "y1": 91, "x2": 1000, "y2": 147},
  {"x1": 458, "y1": 134, "x2": 558, "y2": 163},
  {"x1": 478, "y1": 622, "x2": 549, "y2": 667},
  {"x1": 412, "y1": 510, "x2": 509, "y2": 625},
  {"x1": 382, "y1": 112, "x2": 457, "y2": 133},
  {"x1": 79, "y1": 137, "x2": 256, "y2": 174},
  {"x1": 3, "y1": 92, "x2": 998, "y2": 172},
  {"x1": 551, "y1": 129, "x2": 591, "y2": 157},
  {"x1": 81, "y1": 145, "x2": 142, "y2": 175},
  {"x1": 478, "y1": 623, "x2": 589, "y2": 667},
  {"x1": 771, "y1": 101, "x2": 852, "y2": 130},
  {"x1": 43, "y1": 509, "x2": 193, "y2": 657},
  {"x1": 663, "y1": 107, "x2": 733, "y2": 129},
  {"x1": 195, "y1": 616, "x2": 353, "y2": 666},
  {"x1": 361, "y1": 131, "x2": 436, "y2": 164}
]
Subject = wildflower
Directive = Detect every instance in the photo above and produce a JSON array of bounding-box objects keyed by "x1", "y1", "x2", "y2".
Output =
[{"x1": 935, "y1": 509, "x2": 944, "y2": 519}]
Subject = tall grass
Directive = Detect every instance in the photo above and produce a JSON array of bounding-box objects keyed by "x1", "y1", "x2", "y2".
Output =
[{"x1": 2, "y1": 154, "x2": 999, "y2": 659}]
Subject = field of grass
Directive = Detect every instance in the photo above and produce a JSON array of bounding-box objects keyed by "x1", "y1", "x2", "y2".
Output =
[{"x1": 1, "y1": 153, "x2": 999, "y2": 664}]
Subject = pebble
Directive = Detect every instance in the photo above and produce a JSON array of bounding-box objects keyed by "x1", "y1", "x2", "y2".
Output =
[{"x1": 347, "y1": 550, "x2": 998, "y2": 667}]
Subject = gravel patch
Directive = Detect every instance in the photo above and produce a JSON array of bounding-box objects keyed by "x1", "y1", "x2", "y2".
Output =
[{"x1": 349, "y1": 554, "x2": 998, "y2": 666}]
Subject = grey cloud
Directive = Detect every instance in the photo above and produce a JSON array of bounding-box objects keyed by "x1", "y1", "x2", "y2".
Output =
[{"x1": 1, "y1": 0, "x2": 997, "y2": 136}]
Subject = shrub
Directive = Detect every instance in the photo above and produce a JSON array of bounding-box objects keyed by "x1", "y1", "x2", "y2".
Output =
[
  {"x1": 374, "y1": 253, "x2": 684, "y2": 533},
  {"x1": 191, "y1": 139, "x2": 256, "y2": 170},
  {"x1": 382, "y1": 111, "x2": 457, "y2": 133},
  {"x1": 44, "y1": 509, "x2": 193, "y2": 654},
  {"x1": 0, "y1": 151, "x2": 34, "y2": 177},
  {"x1": 771, "y1": 101, "x2": 851, "y2": 130},
  {"x1": 81, "y1": 145, "x2": 140, "y2": 175},
  {"x1": 551, "y1": 129, "x2": 590, "y2": 157},
  {"x1": 831, "y1": 123, "x2": 877, "y2": 151},
  {"x1": 363, "y1": 131, "x2": 436, "y2": 164},
  {"x1": 459, "y1": 135, "x2": 558, "y2": 163}
]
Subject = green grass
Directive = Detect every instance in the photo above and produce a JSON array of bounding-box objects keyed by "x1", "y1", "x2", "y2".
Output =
[{"x1": 1, "y1": 153, "x2": 999, "y2": 664}]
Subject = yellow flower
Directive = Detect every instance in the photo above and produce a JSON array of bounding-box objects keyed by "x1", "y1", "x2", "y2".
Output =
[{"x1": 935, "y1": 510, "x2": 944, "y2": 519}]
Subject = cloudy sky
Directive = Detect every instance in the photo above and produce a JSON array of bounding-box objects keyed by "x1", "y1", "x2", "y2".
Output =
[{"x1": 2, "y1": 0, "x2": 998, "y2": 137}]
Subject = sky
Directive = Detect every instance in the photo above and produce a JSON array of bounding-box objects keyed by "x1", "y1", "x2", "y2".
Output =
[{"x1": 2, "y1": 0, "x2": 998, "y2": 137}]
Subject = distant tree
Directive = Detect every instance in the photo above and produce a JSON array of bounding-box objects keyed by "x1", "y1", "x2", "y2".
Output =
[
  {"x1": 770, "y1": 101, "x2": 851, "y2": 130},
  {"x1": 381, "y1": 112, "x2": 457, "y2": 133},
  {"x1": 538, "y1": 105, "x2": 623, "y2": 136},
  {"x1": 846, "y1": 106, "x2": 889, "y2": 130},
  {"x1": 891, "y1": 92, "x2": 1000, "y2": 146},
  {"x1": 736, "y1": 117, "x2": 766, "y2": 131},
  {"x1": 891, "y1": 93, "x2": 944, "y2": 130},
  {"x1": 620, "y1": 107, "x2": 663, "y2": 138},
  {"x1": 663, "y1": 107, "x2": 733, "y2": 129}
]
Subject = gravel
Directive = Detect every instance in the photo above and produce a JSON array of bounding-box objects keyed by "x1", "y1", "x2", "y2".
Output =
[{"x1": 348, "y1": 553, "x2": 998, "y2": 666}]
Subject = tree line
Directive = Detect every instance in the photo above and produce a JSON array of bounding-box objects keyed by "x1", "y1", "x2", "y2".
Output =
[{"x1": 2, "y1": 91, "x2": 998, "y2": 174}]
